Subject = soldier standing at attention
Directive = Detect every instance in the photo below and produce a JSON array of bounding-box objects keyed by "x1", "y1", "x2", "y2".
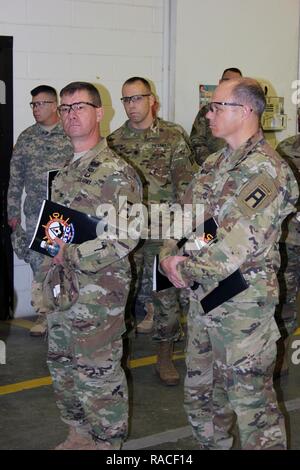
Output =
[
  {"x1": 33, "y1": 82, "x2": 143, "y2": 450},
  {"x1": 274, "y1": 134, "x2": 300, "y2": 374},
  {"x1": 7, "y1": 85, "x2": 73, "y2": 336},
  {"x1": 107, "y1": 77, "x2": 195, "y2": 386},
  {"x1": 160, "y1": 78, "x2": 298, "y2": 449},
  {"x1": 190, "y1": 67, "x2": 242, "y2": 165}
]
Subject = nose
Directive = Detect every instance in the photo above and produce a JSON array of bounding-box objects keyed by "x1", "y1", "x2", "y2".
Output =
[{"x1": 206, "y1": 109, "x2": 212, "y2": 120}]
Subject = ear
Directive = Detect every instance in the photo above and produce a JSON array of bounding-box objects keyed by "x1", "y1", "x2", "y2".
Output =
[
  {"x1": 96, "y1": 106, "x2": 104, "y2": 123},
  {"x1": 241, "y1": 104, "x2": 253, "y2": 120},
  {"x1": 149, "y1": 94, "x2": 156, "y2": 107}
]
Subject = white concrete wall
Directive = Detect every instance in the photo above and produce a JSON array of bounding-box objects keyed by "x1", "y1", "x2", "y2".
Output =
[
  {"x1": 0, "y1": 0, "x2": 165, "y2": 316},
  {"x1": 174, "y1": 0, "x2": 300, "y2": 147},
  {"x1": 1, "y1": 0, "x2": 300, "y2": 317}
]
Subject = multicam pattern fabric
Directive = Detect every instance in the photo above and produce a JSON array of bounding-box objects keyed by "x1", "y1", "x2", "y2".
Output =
[
  {"x1": 108, "y1": 118, "x2": 195, "y2": 341},
  {"x1": 275, "y1": 135, "x2": 300, "y2": 336},
  {"x1": 190, "y1": 105, "x2": 225, "y2": 165},
  {"x1": 7, "y1": 122, "x2": 73, "y2": 274},
  {"x1": 34, "y1": 139, "x2": 143, "y2": 448},
  {"x1": 160, "y1": 129, "x2": 299, "y2": 449}
]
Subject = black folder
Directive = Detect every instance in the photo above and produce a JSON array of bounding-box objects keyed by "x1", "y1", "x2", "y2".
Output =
[
  {"x1": 153, "y1": 217, "x2": 248, "y2": 313},
  {"x1": 29, "y1": 199, "x2": 103, "y2": 257}
]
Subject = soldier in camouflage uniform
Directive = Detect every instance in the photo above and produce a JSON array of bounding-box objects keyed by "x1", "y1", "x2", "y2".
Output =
[
  {"x1": 274, "y1": 135, "x2": 300, "y2": 372},
  {"x1": 160, "y1": 78, "x2": 298, "y2": 449},
  {"x1": 190, "y1": 68, "x2": 242, "y2": 165},
  {"x1": 33, "y1": 82, "x2": 143, "y2": 450},
  {"x1": 107, "y1": 77, "x2": 195, "y2": 386},
  {"x1": 7, "y1": 85, "x2": 73, "y2": 335}
]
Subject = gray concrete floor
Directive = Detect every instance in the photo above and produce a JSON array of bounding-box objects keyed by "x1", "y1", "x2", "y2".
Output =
[{"x1": 0, "y1": 317, "x2": 300, "y2": 451}]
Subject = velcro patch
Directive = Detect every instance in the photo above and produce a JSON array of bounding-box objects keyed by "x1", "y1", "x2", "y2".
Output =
[{"x1": 237, "y1": 173, "x2": 278, "y2": 217}]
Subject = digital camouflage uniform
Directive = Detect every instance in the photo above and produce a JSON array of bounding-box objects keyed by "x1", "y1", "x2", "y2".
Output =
[
  {"x1": 160, "y1": 130, "x2": 298, "y2": 449},
  {"x1": 7, "y1": 122, "x2": 73, "y2": 275},
  {"x1": 190, "y1": 105, "x2": 225, "y2": 166},
  {"x1": 107, "y1": 118, "x2": 195, "y2": 342},
  {"x1": 34, "y1": 139, "x2": 143, "y2": 449},
  {"x1": 275, "y1": 135, "x2": 300, "y2": 337}
]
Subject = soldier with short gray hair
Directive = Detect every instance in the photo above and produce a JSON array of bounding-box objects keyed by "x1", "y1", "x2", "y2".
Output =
[
  {"x1": 160, "y1": 77, "x2": 298, "y2": 449},
  {"x1": 33, "y1": 81, "x2": 143, "y2": 450}
]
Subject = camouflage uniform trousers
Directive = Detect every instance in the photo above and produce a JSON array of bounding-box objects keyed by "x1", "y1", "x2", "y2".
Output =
[
  {"x1": 276, "y1": 243, "x2": 300, "y2": 337},
  {"x1": 133, "y1": 240, "x2": 181, "y2": 342},
  {"x1": 25, "y1": 214, "x2": 45, "y2": 276},
  {"x1": 184, "y1": 300, "x2": 286, "y2": 450},
  {"x1": 46, "y1": 302, "x2": 128, "y2": 449}
]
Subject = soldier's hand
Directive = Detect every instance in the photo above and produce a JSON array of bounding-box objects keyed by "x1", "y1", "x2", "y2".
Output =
[
  {"x1": 52, "y1": 237, "x2": 66, "y2": 265},
  {"x1": 8, "y1": 217, "x2": 21, "y2": 231},
  {"x1": 160, "y1": 255, "x2": 188, "y2": 288}
]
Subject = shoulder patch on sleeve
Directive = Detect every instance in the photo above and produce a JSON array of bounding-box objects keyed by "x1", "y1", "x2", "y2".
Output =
[{"x1": 236, "y1": 173, "x2": 278, "y2": 217}]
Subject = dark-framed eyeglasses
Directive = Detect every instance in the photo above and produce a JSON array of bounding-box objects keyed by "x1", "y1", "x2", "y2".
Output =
[
  {"x1": 120, "y1": 94, "x2": 151, "y2": 104},
  {"x1": 208, "y1": 102, "x2": 244, "y2": 113},
  {"x1": 58, "y1": 101, "x2": 99, "y2": 116},
  {"x1": 30, "y1": 101, "x2": 55, "y2": 109}
]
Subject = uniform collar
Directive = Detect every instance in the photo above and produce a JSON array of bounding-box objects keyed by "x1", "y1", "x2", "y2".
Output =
[
  {"x1": 220, "y1": 128, "x2": 265, "y2": 169},
  {"x1": 121, "y1": 118, "x2": 160, "y2": 139}
]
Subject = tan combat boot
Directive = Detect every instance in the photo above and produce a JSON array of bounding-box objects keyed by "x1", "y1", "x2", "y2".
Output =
[
  {"x1": 55, "y1": 426, "x2": 92, "y2": 450},
  {"x1": 29, "y1": 314, "x2": 48, "y2": 337},
  {"x1": 136, "y1": 302, "x2": 154, "y2": 334},
  {"x1": 156, "y1": 341, "x2": 180, "y2": 386}
]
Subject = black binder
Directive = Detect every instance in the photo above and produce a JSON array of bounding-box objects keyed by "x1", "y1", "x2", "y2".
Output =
[
  {"x1": 29, "y1": 199, "x2": 103, "y2": 257},
  {"x1": 153, "y1": 217, "x2": 248, "y2": 313}
]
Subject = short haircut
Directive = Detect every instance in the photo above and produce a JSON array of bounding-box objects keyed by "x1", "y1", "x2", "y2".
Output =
[
  {"x1": 31, "y1": 85, "x2": 57, "y2": 101},
  {"x1": 59, "y1": 82, "x2": 102, "y2": 107},
  {"x1": 221, "y1": 68, "x2": 242, "y2": 78},
  {"x1": 122, "y1": 76, "x2": 152, "y2": 93},
  {"x1": 231, "y1": 78, "x2": 266, "y2": 118}
]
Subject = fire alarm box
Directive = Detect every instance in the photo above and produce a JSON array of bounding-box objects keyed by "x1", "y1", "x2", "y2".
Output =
[{"x1": 262, "y1": 96, "x2": 287, "y2": 131}]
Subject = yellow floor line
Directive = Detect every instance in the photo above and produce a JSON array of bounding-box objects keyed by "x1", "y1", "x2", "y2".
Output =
[
  {"x1": 4, "y1": 319, "x2": 34, "y2": 330},
  {"x1": 0, "y1": 353, "x2": 185, "y2": 396},
  {"x1": 0, "y1": 376, "x2": 52, "y2": 396},
  {"x1": 294, "y1": 327, "x2": 300, "y2": 336}
]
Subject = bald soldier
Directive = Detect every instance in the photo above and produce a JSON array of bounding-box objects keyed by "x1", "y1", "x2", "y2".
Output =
[{"x1": 160, "y1": 78, "x2": 298, "y2": 449}]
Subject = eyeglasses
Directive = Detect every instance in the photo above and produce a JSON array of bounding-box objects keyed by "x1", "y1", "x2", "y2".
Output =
[
  {"x1": 58, "y1": 101, "x2": 99, "y2": 116},
  {"x1": 208, "y1": 102, "x2": 244, "y2": 113},
  {"x1": 120, "y1": 94, "x2": 151, "y2": 104},
  {"x1": 30, "y1": 101, "x2": 54, "y2": 109}
]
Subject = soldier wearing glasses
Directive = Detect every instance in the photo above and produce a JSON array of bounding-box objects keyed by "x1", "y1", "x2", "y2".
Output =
[
  {"x1": 108, "y1": 77, "x2": 195, "y2": 387},
  {"x1": 33, "y1": 81, "x2": 143, "y2": 450},
  {"x1": 160, "y1": 77, "x2": 298, "y2": 449},
  {"x1": 7, "y1": 85, "x2": 73, "y2": 336}
]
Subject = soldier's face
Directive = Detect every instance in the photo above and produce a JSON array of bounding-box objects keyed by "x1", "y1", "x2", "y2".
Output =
[
  {"x1": 59, "y1": 90, "x2": 103, "y2": 140},
  {"x1": 122, "y1": 81, "x2": 155, "y2": 129},
  {"x1": 206, "y1": 81, "x2": 244, "y2": 145},
  {"x1": 31, "y1": 92, "x2": 58, "y2": 125}
]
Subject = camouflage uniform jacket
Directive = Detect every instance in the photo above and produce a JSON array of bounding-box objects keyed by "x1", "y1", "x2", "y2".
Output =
[
  {"x1": 36, "y1": 139, "x2": 143, "y2": 308},
  {"x1": 190, "y1": 105, "x2": 225, "y2": 166},
  {"x1": 107, "y1": 118, "x2": 195, "y2": 238},
  {"x1": 276, "y1": 135, "x2": 300, "y2": 246},
  {"x1": 107, "y1": 118, "x2": 195, "y2": 204},
  {"x1": 161, "y1": 129, "x2": 299, "y2": 305},
  {"x1": 7, "y1": 122, "x2": 73, "y2": 221}
]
